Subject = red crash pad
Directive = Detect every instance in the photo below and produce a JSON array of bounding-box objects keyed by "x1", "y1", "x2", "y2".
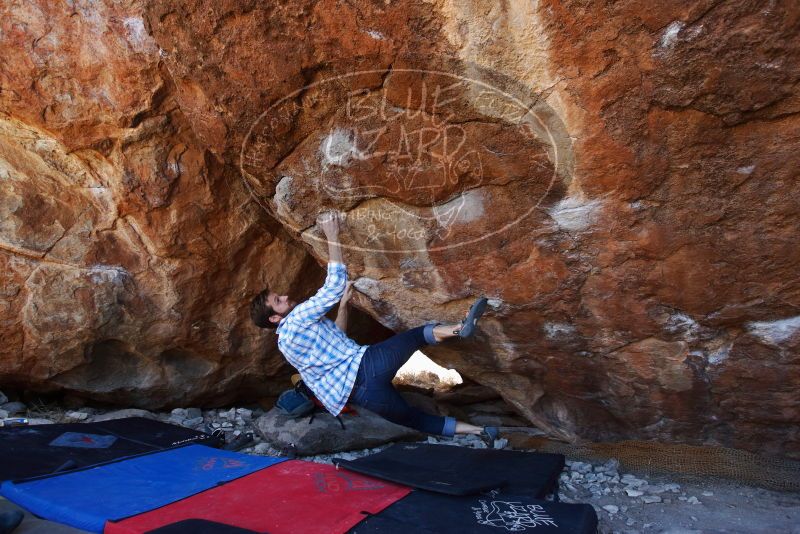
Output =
[{"x1": 105, "y1": 460, "x2": 411, "y2": 534}]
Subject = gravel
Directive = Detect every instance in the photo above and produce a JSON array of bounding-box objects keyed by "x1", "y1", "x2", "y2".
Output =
[{"x1": 1, "y1": 402, "x2": 26, "y2": 415}]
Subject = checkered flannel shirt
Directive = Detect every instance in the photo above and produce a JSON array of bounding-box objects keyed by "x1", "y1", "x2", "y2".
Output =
[{"x1": 276, "y1": 262, "x2": 367, "y2": 416}]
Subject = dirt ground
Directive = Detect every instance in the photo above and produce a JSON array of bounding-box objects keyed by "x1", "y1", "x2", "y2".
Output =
[{"x1": 571, "y1": 471, "x2": 800, "y2": 534}]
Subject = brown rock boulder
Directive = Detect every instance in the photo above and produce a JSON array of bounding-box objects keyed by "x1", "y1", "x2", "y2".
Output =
[
  {"x1": 1, "y1": 0, "x2": 798, "y2": 458},
  {"x1": 0, "y1": 0, "x2": 315, "y2": 407},
  {"x1": 141, "y1": 0, "x2": 800, "y2": 457}
]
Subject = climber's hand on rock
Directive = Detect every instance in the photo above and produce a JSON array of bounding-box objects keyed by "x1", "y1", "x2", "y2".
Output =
[
  {"x1": 318, "y1": 211, "x2": 340, "y2": 240},
  {"x1": 341, "y1": 281, "x2": 354, "y2": 305}
]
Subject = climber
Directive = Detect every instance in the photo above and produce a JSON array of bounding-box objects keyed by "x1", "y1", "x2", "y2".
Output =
[{"x1": 250, "y1": 211, "x2": 498, "y2": 445}]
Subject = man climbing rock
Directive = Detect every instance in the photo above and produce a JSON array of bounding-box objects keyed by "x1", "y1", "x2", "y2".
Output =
[{"x1": 251, "y1": 211, "x2": 498, "y2": 444}]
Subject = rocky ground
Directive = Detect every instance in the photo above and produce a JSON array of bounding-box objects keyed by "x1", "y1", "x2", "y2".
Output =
[{"x1": 2, "y1": 394, "x2": 799, "y2": 534}]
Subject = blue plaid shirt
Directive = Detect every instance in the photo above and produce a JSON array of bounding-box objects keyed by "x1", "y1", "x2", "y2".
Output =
[{"x1": 276, "y1": 262, "x2": 367, "y2": 416}]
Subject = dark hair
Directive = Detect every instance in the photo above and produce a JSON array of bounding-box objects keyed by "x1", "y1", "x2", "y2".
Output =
[{"x1": 250, "y1": 288, "x2": 278, "y2": 329}]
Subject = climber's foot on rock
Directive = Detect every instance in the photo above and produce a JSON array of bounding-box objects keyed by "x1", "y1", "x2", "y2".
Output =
[{"x1": 455, "y1": 297, "x2": 488, "y2": 339}]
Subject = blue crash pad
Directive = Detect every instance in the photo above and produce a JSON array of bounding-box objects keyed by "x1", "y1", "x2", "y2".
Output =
[{"x1": 0, "y1": 445, "x2": 285, "y2": 533}]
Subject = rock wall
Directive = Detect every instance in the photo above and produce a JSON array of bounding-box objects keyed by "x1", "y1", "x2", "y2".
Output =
[
  {"x1": 1, "y1": 0, "x2": 798, "y2": 456},
  {"x1": 0, "y1": 0, "x2": 317, "y2": 407}
]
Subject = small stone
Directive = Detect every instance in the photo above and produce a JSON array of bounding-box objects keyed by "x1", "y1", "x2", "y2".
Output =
[
  {"x1": 691, "y1": 516, "x2": 698, "y2": 522},
  {"x1": 27, "y1": 418, "x2": 54, "y2": 425},
  {"x1": 168, "y1": 415, "x2": 185, "y2": 425},
  {"x1": 687, "y1": 496, "x2": 701, "y2": 505},
  {"x1": 571, "y1": 461, "x2": 592, "y2": 474},
  {"x1": 620, "y1": 506, "x2": 628, "y2": 513},
  {"x1": 625, "y1": 489, "x2": 644, "y2": 497},
  {"x1": 621, "y1": 474, "x2": 646, "y2": 487},
  {"x1": 679, "y1": 496, "x2": 687, "y2": 501},
  {"x1": 254, "y1": 443, "x2": 270, "y2": 454},
  {"x1": 626, "y1": 518, "x2": 636, "y2": 526},
  {"x1": 183, "y1": 416, "x2": 204, "y2": 427},
  {"x1": 237, "y1": 408, "x2": 253, "y2": 419},
  {"x1": 596, "y1": 459, "x2": 620, "y2": 474},
  {"x1": 93, "y1": 409, "x2": 156, "y2": 422},
  {"x1": 0, "y1": 410, "x2": 7, "y2": 419},
  {"x1": 602, "y1": 505, "x2": 619, "y2": 514},
  {"x1": 701, "y1": 491, "x2": 713, "y2": 497},
  {"x1": 171, "y1": 408, "x2": 187, "y2": 417},
  {"x1": 186, "y1": 407, "x2": 202, "y2": 419},
  {"x1": 641, "y1": 495, "x2": 662, "y2": 504},
  {"x1": 65, "y1": 410, "x2": 89, "y2": 421},
  {"x1": 494, "y1": 438, "x2": 508, "y2": 449},
  {"x1": 1, "y1": 402, "x2": 26, "y2": 415}
]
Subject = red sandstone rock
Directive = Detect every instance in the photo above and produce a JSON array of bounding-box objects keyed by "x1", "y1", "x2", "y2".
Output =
[
  {"x1": 1, "y1": 0, "x2": 798, "y2": 457},
  {"x1": 0, "y1": 0, "x2": 316, "y2": 407}
]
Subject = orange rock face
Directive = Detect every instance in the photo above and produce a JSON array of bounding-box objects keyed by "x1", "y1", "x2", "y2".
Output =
[
  {"x1": 2, "y1": 0, "x2": 798, "y2": 456},
  {"x1": 0, "y1": 0, "x2": 315, "y2": 407}
]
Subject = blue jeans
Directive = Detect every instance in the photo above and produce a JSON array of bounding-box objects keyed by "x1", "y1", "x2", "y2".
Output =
[{"x1": 349, "y1": 325, "x2": 457, "y2": 437}]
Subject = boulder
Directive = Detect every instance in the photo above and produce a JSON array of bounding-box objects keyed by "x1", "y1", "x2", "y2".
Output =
[
  {"x1": 142, "y1": 0, "x2": 800, "y2": 456},
  {"x1": 0, "y1": 0, "x2": 327, "y2": 409},
  {"x1": 0, "y1": 0, "x2": 798, "y2": 457},
  {"x1": 255, "y1": 407, "x2": 423, "y2": 456}
]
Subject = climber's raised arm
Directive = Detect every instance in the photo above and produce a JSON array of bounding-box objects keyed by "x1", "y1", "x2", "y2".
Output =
[
  {"x1": 319, "y1": 211, "x2": 343, "y2": 265},
  {"x1": 335, "y1": 281, "x2": 354, "y2": 332},
  {"x1": 283, "y1": 211, "x2": 346, "y2": 326}
]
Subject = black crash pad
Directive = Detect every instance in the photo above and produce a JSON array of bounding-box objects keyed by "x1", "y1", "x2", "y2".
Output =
[
  {"x1": 349, "y1": 491, "x2": 598, "y2": 534},
  {"x1": 0, "y1": 417, "x2": 220, "y2": 482},
  {"x1": 145, "y1": 519, "x2": 262, "y2": 533},
  {"x1": 334, "y1": 443, "x2": 565, "y2": 497}
]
